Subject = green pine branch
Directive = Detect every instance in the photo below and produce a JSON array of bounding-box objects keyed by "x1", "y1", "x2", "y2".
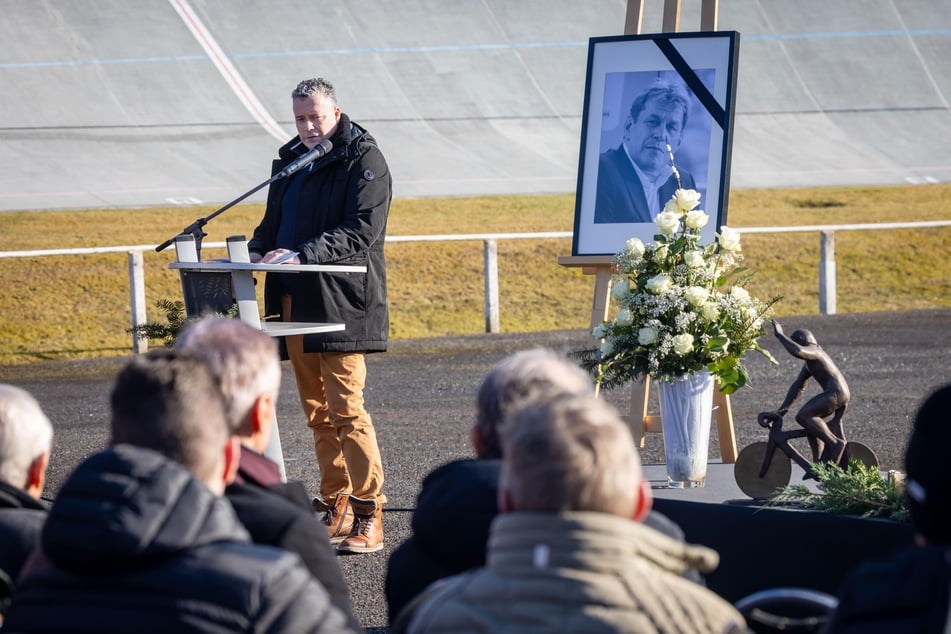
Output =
[{"x1": 769, "y1": 459, "x2": 910, "y2": 522}]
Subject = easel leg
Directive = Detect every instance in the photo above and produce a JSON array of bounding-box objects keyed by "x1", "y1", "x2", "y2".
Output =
[{"x1": 714, "y1": 390, "x2": 737, "y2": 463}]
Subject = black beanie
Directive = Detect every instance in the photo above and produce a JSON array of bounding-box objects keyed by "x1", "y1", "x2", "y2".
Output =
[{"x1": 904, "y1": 383, "x2": 951, "y2": 543}]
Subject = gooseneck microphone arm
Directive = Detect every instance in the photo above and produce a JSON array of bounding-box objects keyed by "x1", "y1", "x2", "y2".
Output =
[{"x1": 155, "y1": 139, "x2": 333, "y2": 255}]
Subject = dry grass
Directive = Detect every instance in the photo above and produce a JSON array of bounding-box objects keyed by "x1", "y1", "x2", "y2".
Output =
[{"x1": 1, "y1": 184, "x2": 949, "y2": 364}]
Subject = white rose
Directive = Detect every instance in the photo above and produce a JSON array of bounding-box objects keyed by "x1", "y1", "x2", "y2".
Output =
[
  {"x1": 599, "y1": 339, "x2": 615, "y2": 357},
  {"x1": 611, "y1": 277, "x2": 629, "y2": 299},
  {"x1": 655, "y1": 210, "x2": 681, "y2": 235},
  {"x1": 718, "y1": 226, "x2": 742, "y2": 253},
  {"x1": 646, "y1": 274, "x2": 672, "y2": 294},
  {"x1": 625, "y1": 237, "x2": 645, "y2": 258},
  {"x1": 638, "y1": 326, "x2": 658, "y2": 345},
  {"x1": 684, "y1": 250, "x2": 705, "y2": 268},
  {"x1": 672, "y1": 333, "x2": 694, "y2": 355},
  {"x1": 684, "y1": 209, "x2": 709, "y2": 229},
  {"x1": 652, "y1": 245, "x2": 669, "y2": 262},
  {"x1": 702, "y1": 302, "x2": 721, "y2": 322},
  {"x1": 673, "y1": 188, "x2": 702, "y2": 212},
  {"x1": 731, "y1": 286, "x2": 751, "y2": 302},
  {"x1": 684, "y1": 286, "x2": 710, "y2": 307},
  {"x1": 592, "y1": 323, "x2": 609, "y2": 339},
  {"x1": 615, "y1": 307, "x2": 633, "y2": 327}
]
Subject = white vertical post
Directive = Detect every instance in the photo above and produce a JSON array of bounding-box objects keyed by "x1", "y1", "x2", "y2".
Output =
[
  {"x1": 819, "y1": 230, "x2": 837, "y2": 315},
  {"x1": 225, "y1": 235, "x2": 262, "y2": 329},
  {"x1": 225, "y1": 235, "x2": 286, "y2": 481},
  {"x1": 483, "y1": 239, "x2": 500, "y2": 334},
  {"x1": 128, "y1": 250, "x2": 148, "y2": 354}
]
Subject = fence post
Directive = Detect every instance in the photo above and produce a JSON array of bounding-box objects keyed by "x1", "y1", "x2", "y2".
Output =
[
  {"x1": 819, "y1": 230, "x2": 837, "y2": 315},
  {"x1": 128, "y1": 250, "x2": 148, "y2": 353},
  {"x1": 483, "y1": 239, "x2": 500, "y2": 334}
]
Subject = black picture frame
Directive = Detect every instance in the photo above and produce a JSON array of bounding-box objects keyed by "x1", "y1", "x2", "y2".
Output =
[{"x1": 571, "y1": 31, "x2": 740, "y2": 256}]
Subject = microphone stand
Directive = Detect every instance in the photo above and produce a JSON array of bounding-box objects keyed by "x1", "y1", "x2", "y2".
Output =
[{"x1": 155, "y1": 171, "x2": 285, "y2": 257}]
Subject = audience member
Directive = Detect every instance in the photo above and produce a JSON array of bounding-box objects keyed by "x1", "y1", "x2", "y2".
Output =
[
  {"x1": 3, "y1": 349, "x2": 356, "y2": 633},
  {"x1": 385, "y1": 348, "x2": 700, "y2": 623},
  {"x1": 175, "y1": 317, "x2": 360, "y2": 630},
  {"x1": 824, "y1": 383, "x2": 951, "y2": 633},
  {"x1": 394, "y1": 393, "x2": 746, "y2": 633},
  {"x1": 0, "y1": 385, "x2": 53, "y2": 619}
]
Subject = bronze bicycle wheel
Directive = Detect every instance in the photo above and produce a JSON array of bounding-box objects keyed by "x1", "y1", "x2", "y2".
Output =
[{"x1": 734, "y1": 441, "x2": 792, "y2": 500}]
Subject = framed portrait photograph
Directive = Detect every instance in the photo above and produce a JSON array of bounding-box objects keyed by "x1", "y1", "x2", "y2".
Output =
[{"x1": 571, "y1": 31, "x2": 740, "y2": 256}]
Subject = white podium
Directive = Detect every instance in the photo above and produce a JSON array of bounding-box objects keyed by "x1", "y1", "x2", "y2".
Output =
[{"x1": 169, "y1": 234, "x2": 367, "y2": 479}]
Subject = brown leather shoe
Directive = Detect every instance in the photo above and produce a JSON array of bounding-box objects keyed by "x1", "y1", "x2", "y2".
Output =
[
  {"x1": 313, "y1": 495, "x2": 354, "y2": 545},
  {"x1": 337, "y1": 495, "x2": 384, "y2": 554}
]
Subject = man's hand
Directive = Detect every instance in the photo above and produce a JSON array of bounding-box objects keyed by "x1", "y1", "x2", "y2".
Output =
[{"x1": 261, "y1": 249, "x2": 300, "y2": 265}]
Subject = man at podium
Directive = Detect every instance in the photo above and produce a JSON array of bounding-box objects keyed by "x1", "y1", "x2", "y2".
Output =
[{"x1": 248, "y1": 77, "x2": 391, "y2": 555}]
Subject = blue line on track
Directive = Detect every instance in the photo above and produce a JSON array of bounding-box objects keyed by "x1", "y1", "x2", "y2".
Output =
[{"x1": 1, "y1": 28, "x2": 949, "y2": 70}]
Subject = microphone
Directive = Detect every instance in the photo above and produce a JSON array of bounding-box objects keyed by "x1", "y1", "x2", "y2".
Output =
[{"x1": 277, "y1": 139, "x2": 333, "y2": 178}]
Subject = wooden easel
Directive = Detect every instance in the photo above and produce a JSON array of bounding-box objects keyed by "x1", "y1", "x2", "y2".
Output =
[{"x1": 559, "y1": 0, "x2": 737, "y2": 463}]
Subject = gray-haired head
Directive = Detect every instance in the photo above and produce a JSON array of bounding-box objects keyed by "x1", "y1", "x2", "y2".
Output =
[
  {"x1": 629, "y1": 78, "x2": 691, "y2": 133},
  {"x1": 110, "y1": 349, "x2": 230, "y2": 487},
  {"x1": 474, "y1": 349, "x2": 593, "y2": 459},
  {"x1": 292, "y1": 77, "x2": 337, "y2": 104},
  {"x1": 499, "y1": 393, "x2": 643, "y2": 517},
  {"x1": 174, "y1": 317, "x2": 281, "y2": 437},
  {"x1": 0, "y1": 384, "x2": 53, "y2": 491}
]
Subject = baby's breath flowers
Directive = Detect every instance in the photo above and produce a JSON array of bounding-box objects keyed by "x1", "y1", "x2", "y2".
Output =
[{"x1": 584, "y1": 188, "x2": 779, "y2": 395}]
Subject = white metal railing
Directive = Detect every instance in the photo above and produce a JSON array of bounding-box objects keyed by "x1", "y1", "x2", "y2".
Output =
[{"x1": 1, "y1": 221, "x2": 948, "y2": 353}]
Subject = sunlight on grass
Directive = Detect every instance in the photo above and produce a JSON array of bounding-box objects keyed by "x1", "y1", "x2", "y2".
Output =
[{"x1": 0, "y1": 184, "x2": 949, "y2": 364}]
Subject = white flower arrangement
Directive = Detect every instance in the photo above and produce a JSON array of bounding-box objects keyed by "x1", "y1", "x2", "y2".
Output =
[{"x1": 587, "y1": 187, "x2": 779, "y2": 395}]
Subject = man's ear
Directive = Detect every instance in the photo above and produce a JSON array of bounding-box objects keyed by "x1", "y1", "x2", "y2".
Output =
[
  {"x1": 222, "y1": 437, "x2": 241, "y2": 486},
  {"x1": 498, "y1": 486, "x2": 514, "y2": 513},
  {"x1": 249, "y1": 394, "x2": 275, "y2": 453},
  {"x1": 25, "y1": 451, "x2": 49, "y2": 499},
  {"x1": 632, "y1": 478, "x2": 653, "y2": 523},
  {"x1": 469, "y1": 425, "x2": 484, "y2": 457}
]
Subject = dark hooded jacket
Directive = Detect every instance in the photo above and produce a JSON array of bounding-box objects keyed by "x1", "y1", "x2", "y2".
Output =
[
  {"x1": 0, "y1": 481, "x2": 46, "y2": 614},
  {"x1": 3, "y1": 445, "x2": 356, "y2": 633},
  {"x1": 248, "y1": 114, "x2": 391, "y2": 354}
]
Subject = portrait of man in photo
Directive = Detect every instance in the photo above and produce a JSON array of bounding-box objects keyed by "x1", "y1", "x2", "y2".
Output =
[{"x1": 593, "y1": 70, "x2": 713, "y2": 225}]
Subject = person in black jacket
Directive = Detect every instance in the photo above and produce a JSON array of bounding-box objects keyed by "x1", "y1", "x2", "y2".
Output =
[
  {"x1": 385, "y1": 348, "x2": 700, "y2": 623},
  {"x1": 0, "y1": 384, "x2": 53, "y2": 621},
  {"x1": 249, "y1": 77, "x2": 391, "y2": 554},
  {"x1": 824, "y1": 383, "x2": 951, "y2": 633},
  {"x1": 3, "y1": 349, "x2": 357, "y2": 633},
  {"x1": 175, "y1": 317, "x2": 360, "y2": 630}
]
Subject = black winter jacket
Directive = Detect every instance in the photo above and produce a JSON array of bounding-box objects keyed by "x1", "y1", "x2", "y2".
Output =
[
  {"x1": 249, "y1": 114, "x2": 391, "y2": 353},
  {"x1": 0, "y1": 481, "x2": 46, "y2": 614},
  {"x1": 825, "y1": 544, "x2": 951, "y2": 633},
  {"x1": 3, "y1": 445, "x2": 357, "y2": 633}
]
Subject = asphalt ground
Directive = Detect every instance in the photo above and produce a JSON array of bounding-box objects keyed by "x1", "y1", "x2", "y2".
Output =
[{"x1": 3, "y1": 308, "x2": 950, "y2": 631}]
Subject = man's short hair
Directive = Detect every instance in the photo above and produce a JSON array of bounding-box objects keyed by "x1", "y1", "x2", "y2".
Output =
[
  {"x1": 175, "y1": 317, "x2": 281, "y2": 436},
  {"x1": 499, "y1": 393, "x2": 642, "y2": 517},
  {"x1": 0, "y1": 385, "x2": 53, "y2": 490},
  {"x1": 109, "y1": 349, "x2": 229, "y2": 484},
  {"x1": 292, "y1": 77, "x2": 337, "y2": 104},
  {"x1": 474, "y1": 349, "x2": 593, "y2": 459},
  {"x1": 904, "y1": 383, "x2": 951, "y2": 543},
  {"x1": 629, "y1": 78, "x2": 691, "y2": 131}
]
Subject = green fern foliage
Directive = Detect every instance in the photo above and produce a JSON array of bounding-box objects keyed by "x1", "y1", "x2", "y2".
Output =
[
  {"x1": 128, "y1": 299, "x2": 238, "y2": 347},
  {"x1": 770, "y1": 460, "x2": 909, "y2": 522}
]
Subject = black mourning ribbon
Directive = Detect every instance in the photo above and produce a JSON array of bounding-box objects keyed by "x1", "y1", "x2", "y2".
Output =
[{"x1": 654, "y1": 38, "x2": 725, "y2": 130}]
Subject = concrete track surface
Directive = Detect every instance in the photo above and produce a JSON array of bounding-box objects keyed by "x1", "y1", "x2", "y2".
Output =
[
  {"x1": 3, "y1": 309, "x2": 950, "y2": 631},
  {"x1": 1, "y1": 1, "x2": 950, "y2": 212}
]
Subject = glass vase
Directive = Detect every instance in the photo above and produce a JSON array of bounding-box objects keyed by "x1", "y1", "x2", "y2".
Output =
[{"x1": 657, "y1": 370, "x2": 714, "y2": 488}]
